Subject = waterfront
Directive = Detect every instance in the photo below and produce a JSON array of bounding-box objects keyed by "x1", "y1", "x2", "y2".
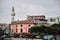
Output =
[
  {"x1": 3, "y1": 35, "x2": 60, "y2": 40},
  {"x1": 43, "y1": 35, "x2": 60, "y2": 40},
  {"x1": 4, "y1": 38, "x2": 43, "y2": 40}
]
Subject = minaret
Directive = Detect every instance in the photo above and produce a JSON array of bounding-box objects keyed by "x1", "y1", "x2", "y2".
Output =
[{"x1": 11, "y1": 6, "x2": 15, "y2": 23}]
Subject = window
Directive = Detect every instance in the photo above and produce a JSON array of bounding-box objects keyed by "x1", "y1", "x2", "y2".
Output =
[
  {"x1": 28, "y1": 24, "x2": 30, "y2": 27},
  {"x1": 16, "y1": 29, "x2": 17, "y2": 32},
  {"x1": 16, "y1": 25, "x2": 17, "y2": 27},
  {"x1": 50, "y1": 19, "x2": 56, "y2": 22},
  {"x1": 12, "y1": 29, "x2": 14, "y2": 33},
  {"x1": 21, "y1": 28, "x2": 23, "y2": 32},
  {"x1": 21, "y1": 25, "x2": 23, "y2": 27}
]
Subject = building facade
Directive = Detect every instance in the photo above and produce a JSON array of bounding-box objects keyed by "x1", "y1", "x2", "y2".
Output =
[
  {"x1": 0, "y1": 23, "x2": 9, "y2": 34},
  {"x1": 9, "y1": 15, "x2": 48, "y2": 34},
  {"x1": 27, "y1": 15, "x2": 47, "y2": 26},
  {"x1": 9, "y1": 20, "x2": 35, "y2": 34},
  {"x1": 47, "y1": 17, "x2": 60, "y2": 25}
]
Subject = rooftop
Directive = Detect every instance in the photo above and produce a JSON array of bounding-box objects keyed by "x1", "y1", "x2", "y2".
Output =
[
  {"x1": 27, "y1": 15, "x2": 45, "y2": 18},
  {"x1": 11, "y1": 20, "x2": 35, "y2": 24}
]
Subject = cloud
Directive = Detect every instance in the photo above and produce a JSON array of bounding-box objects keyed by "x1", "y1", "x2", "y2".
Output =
[
  {"x1": 15, "y1": 2, "x2": 46, "y2": 20},
  {"x1": 0, "y1": 0, "x2": 60, "y2": 23}
]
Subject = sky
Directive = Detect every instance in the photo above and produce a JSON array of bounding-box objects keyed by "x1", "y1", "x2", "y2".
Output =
[{"x1": 0, "y1": 0, "x2": 60, "y2": 23}]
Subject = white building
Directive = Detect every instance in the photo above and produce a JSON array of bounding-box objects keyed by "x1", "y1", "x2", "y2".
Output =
[{"x1": 47, "y1": 17, "x2": 60, "y2": 25}]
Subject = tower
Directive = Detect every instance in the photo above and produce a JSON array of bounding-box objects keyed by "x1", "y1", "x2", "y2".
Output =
[
  {"x1": 10, "y1": 6, "x2": 15, "y2": 34},
  {"x1": 11, "y1": 6, "x2": 15, "y2": 23}
]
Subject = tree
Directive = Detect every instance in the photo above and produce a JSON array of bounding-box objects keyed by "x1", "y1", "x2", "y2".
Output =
[
  {"x1": 50, "y1": 23, "x2": 60, "y2": 40},
  {"x1": 29, "y1": 25, "x2": 50, "y2": 35},
  {"x1": 39, "y1": 25, "x2": 47, "y2": 33},
  {"x1": 57, "y1": 23, "x2": 60, "y2": 35},
  {"x1": 51, "y1": 23, "x2": 60, "y2": 35},
  {"x1": 29, "y1": 26, "x2": 40, "y2": 34},
  {"x1": 0, "y1": 27, "x2": 2, "y2": 37},
  {"x1": 44, "y1": 27, "x2": 53, "y2": 34}
]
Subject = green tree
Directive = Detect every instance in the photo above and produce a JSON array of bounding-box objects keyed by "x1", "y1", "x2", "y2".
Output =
[
  {"x1": 29, "y1": 25, "x2": 50, "y2": 35},
  {"x1": 0, "y1": 27, "x2": 2, "y2": 37},
  {"x1": 40, "y1": 25, "x2": 47, "y2": 33},
  {"x1": 44, "y1": 27, "x2": 53, "y2": 34},
  {"x1": 57, "y1": 23, "x2": 60, "y2": 35},
  {"x1": 40, "y1": 25, "x2": 52, "y2": 35},
  {"x1": 51, "y1": 23, "x2": 59, "y2": 35},
  {"x1": 29, "y1": 26, "x2": 40, "y2": 34},
  {"x1": 50, "y1": 23, "x2": 60, "y2": 40}
]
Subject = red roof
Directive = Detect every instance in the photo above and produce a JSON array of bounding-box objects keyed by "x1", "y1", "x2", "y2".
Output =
[{"x1": 16, "y1": 20, "x2": 34, "y2": 24}]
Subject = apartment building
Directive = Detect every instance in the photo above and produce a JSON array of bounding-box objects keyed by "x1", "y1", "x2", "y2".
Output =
[
  {"x1": 27, "y1": 15, "x2": 47, "y2": 26},
  {"x1": 47, "y1": 17, "x2": 60, "y2": 25}
]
